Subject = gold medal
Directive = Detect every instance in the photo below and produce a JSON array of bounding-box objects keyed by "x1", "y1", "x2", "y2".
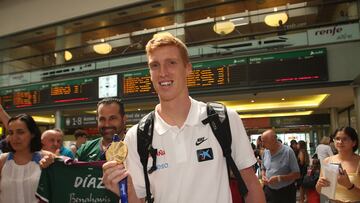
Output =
[{"x1": 105, "y1": 141, "x2": 128, "y2": 163}]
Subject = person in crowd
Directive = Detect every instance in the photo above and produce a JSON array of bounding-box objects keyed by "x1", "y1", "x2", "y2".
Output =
[
  {"x1": 297, "y1": 140, "x2": 310, "y2": 203},
  {"x1": 315, "y1": 136, "x2": 334, "y2": 165},
  {"x1": 41, "y1": 128, "x2": 74, "y2": 158},
  {"x1": 0, "y1": 105, "x2": 10, "y2": 154},
  {"x1": 0, "y1": 114, "x2": 52, "y2": 202},
  {"x1": 102, "y1": 33, "x2": 265, "y2": 203},
  {"x1": 316, "y1": 127, "x2": 360, "y2": 202},
  {"x1": 255, "y1": 136, "x2": 265, "y2": 175},
  {"x1": 290, "y1": 139, "x2": 299, "y2": 157},
  {"x1": 0, "y1": 105, "x2": 10, "y2": 128},
  {"x1": 76, "y1": 97, "x2": 126, "y2": 161},
  {"x1": 261, "y1": 129, "x2": 300, "y2": 203},
  {"x1": 329, "y1": 133, "x2": 338, "y2": 155},
  {"x1": 69, "y1": 129, "x2": 88, "y2": 155},
  {"x1": 0, "y1": 135, "x2": 10, "y2": 154},
  {"x1": 304, "y1": 157, "x2": 321, "y2": 203}
]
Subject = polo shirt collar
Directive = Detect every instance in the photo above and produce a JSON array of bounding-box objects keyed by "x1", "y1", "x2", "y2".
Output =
[{"x1": 154, "y1": 97, "x2": 202, "y2": 136}]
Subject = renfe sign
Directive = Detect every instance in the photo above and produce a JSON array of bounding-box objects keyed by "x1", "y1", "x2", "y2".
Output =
[{"x1": 308, "y1": 23, "x2": 360, "y2": 45}]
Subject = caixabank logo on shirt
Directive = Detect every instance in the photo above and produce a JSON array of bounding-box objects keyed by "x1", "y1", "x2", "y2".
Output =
[{"x1": 197, "y1": 148, "x2": 214, "y2": 162}]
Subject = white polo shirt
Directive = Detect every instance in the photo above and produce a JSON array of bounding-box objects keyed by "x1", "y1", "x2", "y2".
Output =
[{"x1": 125, "y1": 98, "x2": 256, "y2": 203}]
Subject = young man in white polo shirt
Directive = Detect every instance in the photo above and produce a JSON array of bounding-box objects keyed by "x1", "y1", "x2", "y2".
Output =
[{"x1": 102, "y1": 33, "x2": 265, "y2": 203}]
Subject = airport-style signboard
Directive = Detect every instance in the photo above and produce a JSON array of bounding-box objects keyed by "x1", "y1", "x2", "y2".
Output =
[
  {"x1": 0, "y1": 48, "x2": 328, "y2": 109},
  {"x1": 121, "y1": 57, "x2": 248, "y2": 98},
  {"x1": 248, "y1": 48, "x2": 327, "y2": 85},
  {"x1": 0, "y1": 78, "x2": 98, "y2": 110},
  {"x1": 120, "y1": 48, "x2": 327, "y2": 98}
]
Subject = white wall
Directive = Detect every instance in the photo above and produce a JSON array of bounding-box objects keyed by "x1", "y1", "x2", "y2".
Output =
[{"x1": 0, "y1": 0, "x2": 144, "y2": 37}]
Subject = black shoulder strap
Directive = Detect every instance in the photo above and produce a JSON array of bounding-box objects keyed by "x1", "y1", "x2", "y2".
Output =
[
  {"x1": 137, "y1": 111, "x2": 156, "y2": 203},
  {"x1": 202, "y1": 102, "x2": 248, "y2": 200}
]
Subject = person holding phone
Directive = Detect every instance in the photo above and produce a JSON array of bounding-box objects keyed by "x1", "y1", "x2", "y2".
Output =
[{"x1": 316, "y1": 127, "x2": 360, "y2": 202}]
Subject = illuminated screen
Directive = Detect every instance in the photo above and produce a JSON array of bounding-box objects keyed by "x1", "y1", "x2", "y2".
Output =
[
  {"x1": 248, "y1": 49, "x2": 328, "y2": 85},
  {"x1": 120, "y1": 48, "x2": 327, "y2": 98},
  {"x1": 121, "y1": 57, "x2": 248, "y2": 98},
  {"x1": 50, "y1": 78, "x2": 98, "y2": 103},
  {"x1": 0, "y1": 78, "x2": 98, "y2": 110}
]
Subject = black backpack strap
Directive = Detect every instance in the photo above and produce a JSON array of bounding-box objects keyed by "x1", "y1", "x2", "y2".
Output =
[
  {"x1": 137, "y1": 111, "x2": 156, "y2": 203},
  {"x1": 202, "y1": 102, "x2": 248, "y2": 201}
]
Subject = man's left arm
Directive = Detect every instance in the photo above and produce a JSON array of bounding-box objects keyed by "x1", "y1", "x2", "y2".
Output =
[
  {"x1": 240, "y1": 167, "x2": 266, "y2": 203},
  {"x1": 280, "y1": 149, "x2": 300, "y2": 182}
]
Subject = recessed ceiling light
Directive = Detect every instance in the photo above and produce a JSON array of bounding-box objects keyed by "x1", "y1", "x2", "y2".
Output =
[
  {"x1": 251, "y1": 100, "x2": 255, "y2": 103},
  {"x1": 281, "y1": 98, "x2": 285, "y2": 101},
  {"x1": 213, "y1": 21, "x2": 235, "y2": 35},
  {"x1": 264, "y1": 12, "x2": 288, "y2": 27},
  {"x1": 65, "y1": 51, "x2": 72, "y2": 61},
  {"x1": 93, "y1": 39, "x2": 112, "y2": 55}
]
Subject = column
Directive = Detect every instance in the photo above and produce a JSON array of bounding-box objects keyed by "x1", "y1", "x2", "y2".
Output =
[
  {"x1": 330, "y1": 108, "x2": 339, "y2": 133},
  {"x1": 55, "y1": 26, "x2": 65, "y2": 65},
  {"x1": 173, "y1": 0, "x2": 185, "y2": 41},
  {"x1": 55, "y1": 110, "x2": 62, "y2": 129},
  {"x1": 354, "y1": 86, "x2": 360, "y2": 132}
]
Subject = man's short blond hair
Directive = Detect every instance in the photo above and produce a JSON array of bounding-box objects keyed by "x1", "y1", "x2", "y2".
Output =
[{"x1": 145, "y1": 33, "x2": 190, "y2": 63}]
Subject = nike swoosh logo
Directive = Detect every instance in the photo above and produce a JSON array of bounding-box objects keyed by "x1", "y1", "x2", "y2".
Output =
[
  {"x1": 196, "y1": 137, "x2": 208, "y2": 146},
  {"x1": 89, "y1": 154, "x2": 97, "y2": 158}
]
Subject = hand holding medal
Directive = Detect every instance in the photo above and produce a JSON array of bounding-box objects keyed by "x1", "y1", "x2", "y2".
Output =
[{"x1": 106, "y1": 134, "x2": 128, "y2": 203}]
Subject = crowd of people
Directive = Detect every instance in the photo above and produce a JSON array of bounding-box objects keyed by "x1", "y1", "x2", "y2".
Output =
[{"x1": 0, "y1": 33, "x2": 358, "y2": 203}]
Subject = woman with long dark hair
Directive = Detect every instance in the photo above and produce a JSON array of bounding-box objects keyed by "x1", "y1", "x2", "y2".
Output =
[
  {"x1": 0, "y1": 114, "x2": 51, "y2": 202},
  {"x1": 316, "y1": 127, "x2": 360, "y2": 202},
  {"x1": 298, "y1": 140, "x2": 310, "y2": 203}
]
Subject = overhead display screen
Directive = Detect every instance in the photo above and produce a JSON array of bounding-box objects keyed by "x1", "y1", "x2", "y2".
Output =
[
  {"x1": 122, "y1": 70, "x2": 154, "y2": 96},
  {"x1": 50, "y1": 78, "x2": 98, "y2": 103},
  {"x1": 120, "y1": 48, "x2": 327, "y2": 99},
  {"x1": 0, "y1": 77, "x2": 98, "y2": 110},
  {"x1": 121, "y1": 57, "x2": 248, "y2": 98},
  {"x1": 248, "y1": 49, "x2": 328, "y2": 85},
  {"x1": 0, "y1": 48, "x2": 328, "y2": 109}
]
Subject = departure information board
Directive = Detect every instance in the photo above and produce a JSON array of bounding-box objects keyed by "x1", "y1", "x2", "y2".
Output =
[
  {"x1": 121, "y1": 57, "x2": 248, "y2": 98},
  {"x1": 50, "y1": 78, "x2": 97, "y2": 103},
  {"x1": 122, "y1": 70, "x2": 154, "y2": 96},
  {"x1": 0, "y1": 77, "x2": 98, "y2": 110},
  {"x1": 0, "y1": 48, "x2": 328, "y2": 109},
  {"x1": 248, "y1": 49, "x2": 328, "y2": 85},
  {"x1": 120, "y1": 48, "x2": 327, "y2": 98}
]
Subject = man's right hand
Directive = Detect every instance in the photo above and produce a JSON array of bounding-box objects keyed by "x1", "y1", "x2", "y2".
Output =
[
  {"x1": 39, "y1": 151, "x2": 56, "y2": 168},
  {"x1": 102, "y1": 161, "x2": 129, "y2": 196},
  {"x1": 262, "y1": 175, "x2": 269, "y2": 185}
]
